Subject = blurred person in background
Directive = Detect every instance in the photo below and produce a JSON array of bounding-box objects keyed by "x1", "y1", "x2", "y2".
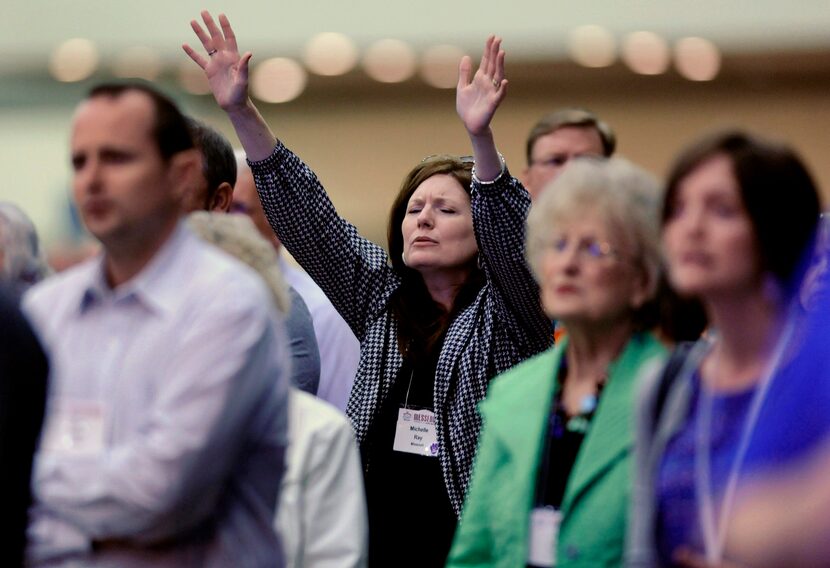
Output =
[
  {"x1": 23, "y1": 82, "x2": 290, "y2": 566},
  {"x1": 233, "y1": 155, "x2": 358, "y2": 409},
  {"x1": 521, "y1": 108, "x2": 615, "y2": 201},
  {"x1": 0, "y1": 202, "x2": 51, "y2": 299},
  {"x1": 626, "y1": 130, "x2": 820, "y2": 568},
  {"x1": 184, "y1": 117, "x2": 321, "y2": 395},
  {"x1": 0, "y1": 285, "x2": 48, "y2": 566},
  {"x1": 184, "y1": 14, "x2": 551, "y2": 565},
  {"x1": 188, "y1": 212, "x2": 368, "y2": 568},
  {"x1": 709, "y1": 214, "x2": 830, "y2": 567},
  {"x1": 447, "y1": 156, "x2": 666, "y2": 568}
]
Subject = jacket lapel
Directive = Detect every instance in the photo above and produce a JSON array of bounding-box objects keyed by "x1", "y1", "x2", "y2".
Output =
[
  {"x1": 560, "y1": 334, "x2": 664, "y2": 515},
  {"x1": 486, "y1": 345, "x2": 563, "y2": 475}
]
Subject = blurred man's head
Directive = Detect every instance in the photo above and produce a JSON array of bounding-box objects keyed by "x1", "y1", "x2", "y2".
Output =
[
  {"x1": 231, "y1": 153, "x2": 280, "y2": 250},
  {"x1": 522, "y1": 108, "x2": 615, "y2": 200},
  {"x1": 183, "y1": 118, "x2": 237, "y2": 213},
  {"x1": 70, "y1": 83, "x2": 197, "y2": 256}
]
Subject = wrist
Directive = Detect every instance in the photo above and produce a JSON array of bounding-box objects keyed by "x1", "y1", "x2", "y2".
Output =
[
  {"x1": 466, "y1": 126, "x2": 494, "y2": 141},
  {"x1": 223, "y1": 97, "x2": 256, "y2": 117}
]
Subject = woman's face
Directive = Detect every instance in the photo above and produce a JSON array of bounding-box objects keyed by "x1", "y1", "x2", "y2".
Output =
[
  {"x1": 401, "y1": 174, "x2": 478, "y2": 279},
  {"x1": 663, "y1": 154, "x2": 761, "y2": 300},
  {"x1": 539, "y1": 209, "x2": 649, "y2": 328}
]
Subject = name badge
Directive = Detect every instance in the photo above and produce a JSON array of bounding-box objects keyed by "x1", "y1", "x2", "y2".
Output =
[
  {"x1": 527, "y1": 506, "x2": 562, "y2": 567},
  {"x1": 40, "y1": 399, "x2": 108, "y2": 455},
  {"x1": 393, "y1": 408, "x2": 439, "y2": 457}
]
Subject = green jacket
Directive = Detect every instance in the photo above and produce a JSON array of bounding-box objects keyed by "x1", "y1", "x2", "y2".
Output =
[{"x1": 447, "y1": 333, "x2": 666, "y2": 568}]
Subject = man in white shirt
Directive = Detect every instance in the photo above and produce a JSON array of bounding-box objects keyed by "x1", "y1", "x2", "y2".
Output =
[
  {"x1": 233, "y1": 157, "x2": 360, "y2": 410},
  {"x1": 24, "y1": 83, "x2": 289, "y2": 567}
]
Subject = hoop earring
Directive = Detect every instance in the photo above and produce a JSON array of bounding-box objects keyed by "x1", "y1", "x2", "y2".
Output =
[{"x1": 477, "y1": 252, "x2": 483, "y2": 270}]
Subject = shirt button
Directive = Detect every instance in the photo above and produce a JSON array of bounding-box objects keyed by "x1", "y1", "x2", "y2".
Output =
[{"x1": 565, "y1": 544, "x2": 579, "y2": 560}]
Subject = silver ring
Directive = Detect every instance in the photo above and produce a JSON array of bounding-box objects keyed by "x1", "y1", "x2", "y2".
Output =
[
  {"x1": 207, "y1": 49, "x2": 218, "y2": 56},
  {"x1": 492, "y1": 78, "x2": 499, "y2": 88}
]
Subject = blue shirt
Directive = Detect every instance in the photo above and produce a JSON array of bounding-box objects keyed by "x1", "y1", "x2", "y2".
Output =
[
  {"x1": 23, "y1": 224, "x2": 290, "y2": 567},
  {"x1": 655, "y1": 372, "x2": 755, "y2": 565}
]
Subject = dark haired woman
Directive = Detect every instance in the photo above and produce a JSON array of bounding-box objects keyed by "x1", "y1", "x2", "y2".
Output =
[
  {"x1": 627, "y1": 130, "x2": 821, "y2": 568},
  {"x1": 184, "y1": 13, "x2": 550, "y2": 566}
]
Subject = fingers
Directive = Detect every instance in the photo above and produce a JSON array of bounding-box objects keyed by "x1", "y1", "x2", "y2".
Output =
[
  {"x1": 182, "y1": 43, "x2": 207, "y2": 70},
  {"x1": 457, "y1": 55, "x2": 472, "y2": 90},
  {"x1": 239, "y1": 52, "x2": 253, "y2": 83},
  {"x1": 219, "y1": 13, "x2": 238, "y2": 53},
  {"x1": 479, "y1": 35, "x2": 494, "y2": 76},
  {"x1": 493, "y1": 48, "x2": 506, "y2": 85},
  {"x1": 201, "y1": 10, "x2": 223, "y2": 44},
  {"x1": 190, "y1": 18, "x2": 212, "y2": 50}
]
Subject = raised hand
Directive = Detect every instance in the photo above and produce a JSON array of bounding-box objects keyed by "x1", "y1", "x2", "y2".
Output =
[
  {"x1": 183, "y1": 11, "x2": 250, "y2": 111},
  {"x1": 456, "y1": 36, "x2": 508, "y2": 137}
]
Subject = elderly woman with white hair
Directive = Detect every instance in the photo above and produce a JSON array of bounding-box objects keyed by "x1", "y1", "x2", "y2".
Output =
[
  {"x1": 447, "y1": 157, "x2": 667, "y2": 568},
  {"x1": 0, "y1": 202, "x2": 51, "y2": 298}
]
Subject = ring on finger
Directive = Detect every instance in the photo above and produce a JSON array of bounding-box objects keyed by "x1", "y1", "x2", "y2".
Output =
[
  {"x1": 492, "y1": 78, "x2": 499, "y2": 88},
  {"x1": 207, "y1": 49, "x2": 218, "y2": 56}
]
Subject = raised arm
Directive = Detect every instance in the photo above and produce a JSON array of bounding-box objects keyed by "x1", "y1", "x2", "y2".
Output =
[
  {"x1": 183, "y1": 11, "x2": 275, "y2": 161},
  {"x1": 456, "y1": 36, "x2": 508, "y2": 182},
  {"x1": 184, "y1": 11, "x2": 396, "y2": 338},
  {"x1": 458, "y1": 38, "x2": 550, "y2": 351}
]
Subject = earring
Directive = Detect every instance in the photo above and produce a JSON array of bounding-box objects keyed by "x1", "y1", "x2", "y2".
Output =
[{"x1": 477, "y1": 252, "x2": 483, "y2": 270}]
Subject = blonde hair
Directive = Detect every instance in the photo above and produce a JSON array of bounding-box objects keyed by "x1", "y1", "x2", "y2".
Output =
[
  {"x1": 526, "y1": 156, "x2": 662, "y2": 302},
  {"x1": 187, "y1": 211, "x2": 290, "y2": 312},
  {"x1": 0, "y1": 202, "x2": 51, "y2": 295}
]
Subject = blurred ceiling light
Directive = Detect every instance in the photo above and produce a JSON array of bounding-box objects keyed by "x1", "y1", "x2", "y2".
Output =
[
  {"x1": 113, "y1": 46, "x2": 162, "y2": 80},
  {"x1": 178, "y1": 61, "x2": 212, "y2": 95},
  {"x1": 622, "y1": 31, "x2": 670, "y2": 75},
  {"x1": 420, "y1": 44, "x2": 465, "y2": 89},
  {"x1": 675, "y1": 37, "x2": 721, "y2": 81},
  {"x1": 49, "y1": 38, "x2": 99, "y2": 82},
  {"x1": 251, "y1": 57, "x2": 307, "y2": 103},
  {"x1": 363, "y1": 39, "x2": 417, "y2": 83},
  {"x1": 568, "y1": 25, "x2": 616, "y2": 68},
  {"x1": 303, "y1": 32, "x2": 359, "y2": 76}
]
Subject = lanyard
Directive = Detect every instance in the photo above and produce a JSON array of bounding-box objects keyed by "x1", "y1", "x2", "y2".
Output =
[
  {"x1": 694, "y1": 316, "x2": 796, "y2": 564},
  {"x1": 403, "y1": 369, "x2": 415, "y2": 409}
]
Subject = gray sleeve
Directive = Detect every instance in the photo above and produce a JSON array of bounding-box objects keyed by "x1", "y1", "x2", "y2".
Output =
[{"x1": 285, "y1": 287, "x2": 321, "y2": 395}]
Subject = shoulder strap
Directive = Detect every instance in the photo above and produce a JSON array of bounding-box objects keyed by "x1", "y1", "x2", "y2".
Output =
[{"x1": 652, "y1": 341, "x2": 695, "y2": 425}]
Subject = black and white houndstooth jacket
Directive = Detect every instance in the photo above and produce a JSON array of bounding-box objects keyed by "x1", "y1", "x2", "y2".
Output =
[{"x1": 250, "y1": 143, "x2": 552, "y2": 514}]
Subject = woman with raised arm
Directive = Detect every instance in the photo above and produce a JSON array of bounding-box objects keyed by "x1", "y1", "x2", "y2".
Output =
[{"x1": 184, "y1": 12, "x2": 550, "y2": 566}]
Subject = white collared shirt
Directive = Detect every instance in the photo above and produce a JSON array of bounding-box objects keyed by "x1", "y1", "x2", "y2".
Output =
[
  {"x1": 279, "y1": 258, "x2": 359, "y2": 411},
  {"x1": 24, "y1": 224, "x2": 290, "y2": 567}
]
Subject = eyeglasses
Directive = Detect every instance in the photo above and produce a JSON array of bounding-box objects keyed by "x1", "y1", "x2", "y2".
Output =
[
  {"x1": 529, "y1": 153, "x2": 604, "y2": 169},
  {"x1": 540, "y1": 235, "x2": 621, "y2": 262}
]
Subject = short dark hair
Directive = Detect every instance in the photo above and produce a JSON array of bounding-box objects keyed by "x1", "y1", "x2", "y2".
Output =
[
  {"x1": 87, "y1": 82, "x2": 194, "y2": 161},
  {"x1": 186, "y1": 117, "x2": 238, "y2": 207},
  {"x1": 525, "y1": 108, "x2": 616, "y2": 165},
  {"x1": 663, "y1": 129, "x2": 821, "y2": 292}
]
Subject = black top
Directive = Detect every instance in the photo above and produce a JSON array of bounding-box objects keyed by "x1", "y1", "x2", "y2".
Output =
[
  {"x1": 0, "y1": 287, "x2": 49, "y2": 565},
  {"x1": 535, "y1": 359, "x2": 603, "y2": 509},
  {"x1": 363, "y1": 338, "x2": 457, "y2": 567}
]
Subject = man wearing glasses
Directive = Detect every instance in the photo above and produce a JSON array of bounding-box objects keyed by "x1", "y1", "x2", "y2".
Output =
[{"x1": 521, "y1": 108, "x2": 616, "y2": 200}]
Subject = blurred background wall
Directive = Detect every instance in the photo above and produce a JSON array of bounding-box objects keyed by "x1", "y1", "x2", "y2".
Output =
[{"x1": 2, "y1": 0, "x2": 829, "y2": 251}]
